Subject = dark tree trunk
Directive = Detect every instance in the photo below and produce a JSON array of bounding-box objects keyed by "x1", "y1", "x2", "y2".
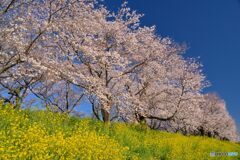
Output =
[
  {"x1": 139, "y1": 115, "x2": 146, "y2": 125},
  {"x1": 101, "y1": 108, "x2": 110, "y2": 123},
  {"x1": 199, "y1": 126, "x2": 205, "y2": 136}
]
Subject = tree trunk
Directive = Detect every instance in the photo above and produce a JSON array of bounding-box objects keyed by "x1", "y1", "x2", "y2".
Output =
[
  {"x1": 139, "y1": 115, "x2": 146, "y2": 125},
  {"x1": 101, "y1": 108, "x2": 110, "y2": 123},
  {"x1": 13, "y1": 89, "x2": 22, "y2": 110},
  {"x1": 14, "y1": 97, "x2": 22, "y2": 110}
]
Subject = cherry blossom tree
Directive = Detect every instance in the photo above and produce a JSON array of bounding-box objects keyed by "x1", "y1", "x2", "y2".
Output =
[
  {"x1": 0, "y1": 0, "x2": 88, "y2": 110},
  {"x1": 198, "y1": 93, "x2": 238, "y2": 141},
  {"x1": 0, "y1": 0, "x2": 238, "y2": 141}
]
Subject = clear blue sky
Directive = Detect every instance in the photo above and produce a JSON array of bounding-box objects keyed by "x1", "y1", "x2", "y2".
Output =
[{"x1": 103, "y1": 0, "x2": 240, "y2": 131}]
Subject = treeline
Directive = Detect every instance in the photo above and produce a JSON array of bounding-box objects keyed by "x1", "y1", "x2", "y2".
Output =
[{"x1": 0, "y1": 0, "x2": 238, "y2": 141}]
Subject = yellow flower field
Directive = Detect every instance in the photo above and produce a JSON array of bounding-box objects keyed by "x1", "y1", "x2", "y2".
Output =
[{"x1": 0, "y1": 101, "x2": 239, "y2": 160}]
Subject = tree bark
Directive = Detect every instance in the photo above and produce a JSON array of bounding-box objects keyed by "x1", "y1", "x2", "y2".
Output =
[{"x1": 101, "y1": 108, "x2": 110, "y2": 123}]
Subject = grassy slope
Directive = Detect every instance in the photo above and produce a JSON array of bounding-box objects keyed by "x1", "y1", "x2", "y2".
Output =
[{"x1": 0, "y1": 103, "x2": 239, "y2": 160}]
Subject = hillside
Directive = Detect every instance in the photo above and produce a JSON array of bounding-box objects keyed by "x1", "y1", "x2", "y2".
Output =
[{"x1": 0, "y1": 102, "x2": 239, "y2": 160}]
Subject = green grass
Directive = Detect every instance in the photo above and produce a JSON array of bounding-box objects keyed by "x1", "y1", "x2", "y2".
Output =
[{"x1": 0, "y1": 102, "x2": 239, "y2": 160}]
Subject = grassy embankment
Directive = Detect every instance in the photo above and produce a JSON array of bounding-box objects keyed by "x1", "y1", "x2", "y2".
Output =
[{"x1": 0, "y1": 102, "x2": 239, "y2": 160}]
